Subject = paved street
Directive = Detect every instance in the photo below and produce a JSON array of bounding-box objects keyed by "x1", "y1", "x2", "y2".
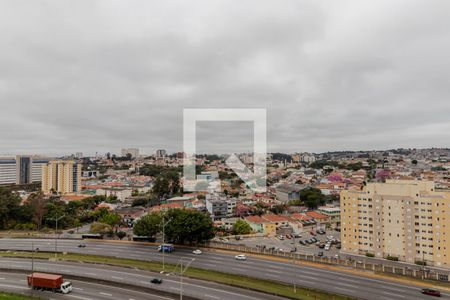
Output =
[
  {"x1": 1, "y1": 238, "x2": 448, "y2": 300},
  {"x1": 0, "y1": 259, "x2": 286, "y2": 300}
]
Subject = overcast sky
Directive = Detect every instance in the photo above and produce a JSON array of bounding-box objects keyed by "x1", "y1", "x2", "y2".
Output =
[{"x1": 1, "y1": 0, "x2": 450, "y2": 156}]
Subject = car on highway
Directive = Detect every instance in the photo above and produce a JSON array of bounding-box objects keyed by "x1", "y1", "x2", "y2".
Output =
[
  {"x1": 193, "y1": 249, "x2": 202, "y2": 255},
  {"x1": 151, "y1": 277, "x2": 163, "y2": 284},
  {"x1": 421, "y1": 288, "x2": 441, "y2": 297},
  {"x1": 78, "y1": 244, "x2": 86, "y2": 248},
  {"x1": 235, "y1": 254, "x2": 247, "y2": 260}
]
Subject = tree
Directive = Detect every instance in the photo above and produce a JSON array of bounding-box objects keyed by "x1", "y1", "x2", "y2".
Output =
[
  {"x1": 27, "y1": 192, "x2": 48, "y2": 230},
  {"x1": 300, "y1": 187, "x2": 326, "y2": 209},
  {"x1": 232, "y1": 220, "x2": 252, "y2": 235},
  {"x1": 116, "y1": 231, "x2": 127, "y2": 240},
  {"x1": 165, "y1": 209, "x2": 214, "y2": 244},
  {"x1": 0, "y1": 187, "x2": 21, "y2": 229},
  {"x1": 98, "y1": 212, "x2": 122, "y2": 229},
  {"x1": 133, "y1": 213, "x2": 163, "y2": 237},
  {"x1": 90, "y1": 222, "x2": 112, "y2": 234},
  {"x1": 412, "y1": 159, "x2": 418, "y2": 165}
]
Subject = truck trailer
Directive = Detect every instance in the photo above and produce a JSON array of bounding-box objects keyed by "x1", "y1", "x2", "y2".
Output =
[{"x1": 27, "y1": 273, "x2": 73, "y2": 294}]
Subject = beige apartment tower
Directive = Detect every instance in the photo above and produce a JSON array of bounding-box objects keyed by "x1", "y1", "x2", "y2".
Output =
[
  {"x1": 42, "y1": 160, "x2": 81, "y2": 195},
  {"x1": 341, "y1": 180, "x2": 450, "y2": 267}
]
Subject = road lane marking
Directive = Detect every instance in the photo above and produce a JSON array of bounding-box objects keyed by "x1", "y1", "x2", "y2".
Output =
[
  {"x1": 66, "y1": 295, "x2": 93, "y2": 300},
  {"x1": 99, "y1": 292, "x2": 113, "y2": 296},
  {"x1": 0, "y1": 283, "x2": 28, "y2": 290},
  {"x1": 204, "y1": 295, "x2": 220, "y2": 299},
  {"x1": 296, "y1": 274, "x2": 319, "y2": 281},
  {"x1": 111, "y1": 276, "x2": 123, "y2": 280},
  {"x1": 382, "y1": 291, "x2": 405, "y2": 298}
]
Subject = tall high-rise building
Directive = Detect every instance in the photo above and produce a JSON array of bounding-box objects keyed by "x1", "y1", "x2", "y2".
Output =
[
  {"x1": 121, "y1": 148, "x2": 139, "y2": 158},
  {"x1": 341, "y1": 180, "x2": 450, "y2": 267},
  {"x1": 42, "y1": 160, "x2": 81, "y2": 195},
  {"x1": 156, "y1": 149, "x2": 166, "y2": 158},
  {"x1": 0, "y1": 156, "x2": 50, "y2": 185}
]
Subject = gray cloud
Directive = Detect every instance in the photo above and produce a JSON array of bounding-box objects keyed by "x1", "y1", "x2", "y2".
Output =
[{"x1": 0, "y1": 0, "x2": 449, "y2": 156}]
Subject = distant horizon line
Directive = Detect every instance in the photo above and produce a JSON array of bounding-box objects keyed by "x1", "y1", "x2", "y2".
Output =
[{"x1": 1, "y1": 147, "x2": 449, "y2": 158}]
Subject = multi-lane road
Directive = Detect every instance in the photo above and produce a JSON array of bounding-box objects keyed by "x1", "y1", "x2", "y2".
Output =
[
  {"x1": 0, "y1": 271, "x2": 177, "y2": 300},
  {"x1": 1, "y1": 238, "x2": 449, "y2": 300},
  {"x1": 0, "y1": 259, "x2": 285, "y2": 300}
]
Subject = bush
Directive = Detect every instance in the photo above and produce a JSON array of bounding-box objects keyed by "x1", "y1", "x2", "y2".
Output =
[
  {"x1": 365, "y1": 252, "x2": 375, "y2": 257},
  {"x1": 386, "y1": 255, "x2": 399, "y2": 261}
]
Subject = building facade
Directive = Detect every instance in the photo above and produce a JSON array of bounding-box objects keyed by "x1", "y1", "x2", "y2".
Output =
[
  {"x1": 121, "y1": 148, "x2": 139, "y2": 158},
  {"x1": 341, "y1": 180, "x2": 450, "y2": 267},
  {"x1": 42, "y1": 160, "x2": 82, "y2": 195},
  {"x1": 0, "y1": 156, "x2": 50, "y2": 185}
]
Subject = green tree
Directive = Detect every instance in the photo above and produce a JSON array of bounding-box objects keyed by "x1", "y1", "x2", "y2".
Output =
[
  {"x1": 165, "y1": 209, "x2": 214, "y2": 244},
  {"x1": 116, "y1": 231, "x2": 127, "y2": 240},
  {"x1": 300, "y1": 187, "x2": 326, "y2": 209},
  {"x1": 27, "y1": 192, "x2": 48, "y2": 230},
  {"x1": 232, "y1": 220, "x2": 252, "y2": 235},
  {"x1": 99, "y1": 212, "x2": 122, "y2": 228},
  {"x1": 0, "y1": 187, "x2": 21, "y2": 229},
  {"x1": 90, "y1": 222, "x2": 112, "y2": 234},
  {"x1": 133, "y1": 213, "x2": 163, "y2": 237}
]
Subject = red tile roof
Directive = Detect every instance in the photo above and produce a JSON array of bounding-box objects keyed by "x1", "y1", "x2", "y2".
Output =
[
  {"x1": 245, "y1": 216, "x2": 265, "y2": 224},
  {"x1": 290, "y1": 213, "x2": 312, "y2": 221},
  {"x1": 262, "y1": 214, "x2": 290, "y2": 223},
  {"x1": 305, "y1": 211, "x2": 329, "y2": 220}
]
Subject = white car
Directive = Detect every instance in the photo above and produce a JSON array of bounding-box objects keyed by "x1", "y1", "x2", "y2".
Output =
[
  {"x1": 235, "y1": 254, "x2": 247, "y2": 260},
  {"x1": 193, "y1": 249, "x2": 202, "y2": 255}
]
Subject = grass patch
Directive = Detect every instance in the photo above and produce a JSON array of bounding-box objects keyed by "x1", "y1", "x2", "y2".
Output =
[
  {"x1": 0, "y1": 292, "x2": 35, "y2": 300},
  {"x1": 0, "y1": 250, "x2": 352, "y2": 300}
]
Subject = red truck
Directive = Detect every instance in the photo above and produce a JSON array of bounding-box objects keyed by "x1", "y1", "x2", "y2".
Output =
[{"x1": 27, "y1": 273, "x2": 73, "y2": 294}]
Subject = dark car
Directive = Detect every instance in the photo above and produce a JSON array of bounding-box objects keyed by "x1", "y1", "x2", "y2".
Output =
[
  {"x1": 421, "y1": 289, "x2": 441, "y2": 297},
  {"x1": 78, "y1": 244, "x2": 86, "y2": 248},
  {"x1": 318, "y1": 243, "x2": 325, "y2": 249},
  {"x1": 151, "y1": 278, "x2": 163, "y2": 284},
  {"x1": 336, "y1": 243, "x2": 342, "y2": 249},
  {"x1": 317, "y1": 251, "x2": 324, "y2": 257},
  {"x1": 299, "y1": 240, "x2": 306, "y2": 245},
  {"x1": 310, "y1": 231, "x2": 316, "y2": 236}
]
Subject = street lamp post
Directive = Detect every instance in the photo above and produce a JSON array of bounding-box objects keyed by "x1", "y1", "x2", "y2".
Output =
[
  {"x1": 48, "y1": 214, "x2": 65, "y2": 259},
  {"x1": 178, "y1": 257, "x2": 195, "y2": 300},
  {"x1": 30, "y1": 242, "x2": 39, "y2": 298},
  {"x1": 161, "y1": 217, "x2": 172, "y2": 271}
]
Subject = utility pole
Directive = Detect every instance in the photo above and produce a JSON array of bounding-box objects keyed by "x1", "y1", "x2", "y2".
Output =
[{"x1": 48, "y1": 214, "x2": 65, "y2": 259}]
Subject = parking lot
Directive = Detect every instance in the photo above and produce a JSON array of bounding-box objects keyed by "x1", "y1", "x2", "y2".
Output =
[{"x1": 225, "y1": 229, "x2": 342, "y2": 258}]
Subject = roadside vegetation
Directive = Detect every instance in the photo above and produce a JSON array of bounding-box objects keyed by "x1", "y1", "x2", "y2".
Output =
[{"x1": 0, "y1": 292, "x2": 34, "y2": 300}]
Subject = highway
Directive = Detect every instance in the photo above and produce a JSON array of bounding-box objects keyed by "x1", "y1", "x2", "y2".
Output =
[
  {"x1": 1, "y1": 238, "x2": 449, "y2": 300},
  {"x1": 0, "y1": 271, "x2": 178, "y2": 300},
  {"x1": 0, "y1": 258, "x2": 285, "y2": 300}
]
